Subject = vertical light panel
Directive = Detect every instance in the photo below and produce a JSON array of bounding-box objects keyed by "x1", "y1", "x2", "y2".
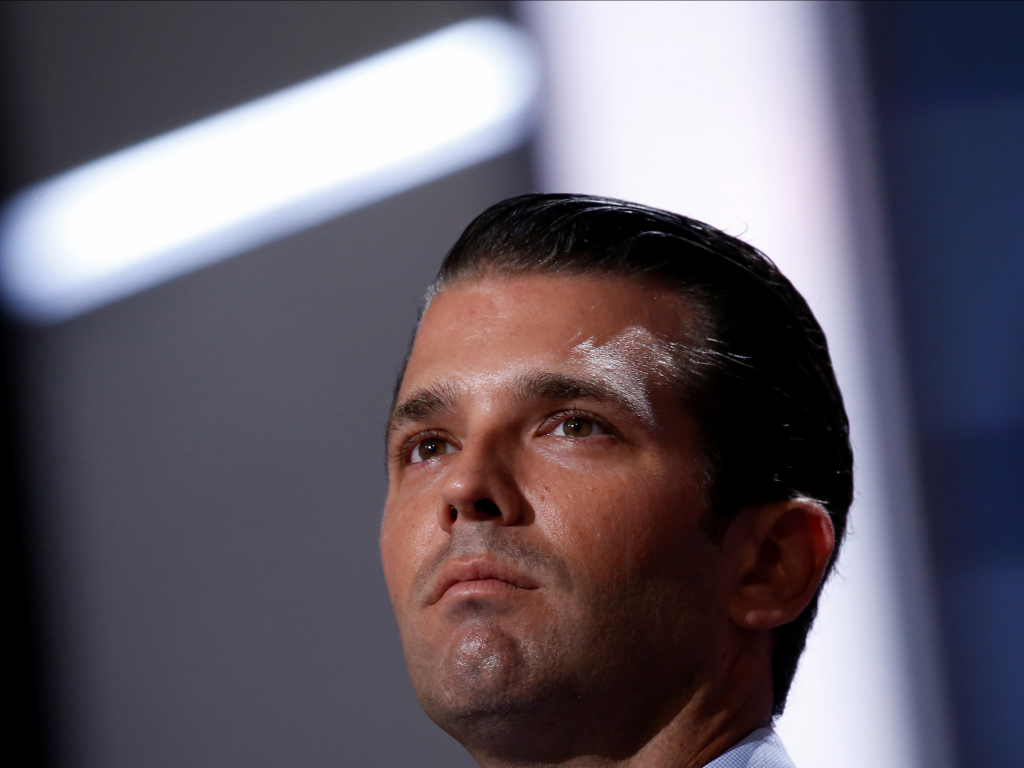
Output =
[{"x1": 521, "y1": 3, "x2": 946, "y2": 768}]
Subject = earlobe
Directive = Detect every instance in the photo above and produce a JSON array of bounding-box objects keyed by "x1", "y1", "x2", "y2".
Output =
[{"x1": 726, "y1": 498, "x2": 835, "y2": 630}]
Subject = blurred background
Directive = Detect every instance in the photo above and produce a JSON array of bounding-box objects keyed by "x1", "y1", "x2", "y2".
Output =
[{"x1": 1, "y1": 2, "x2": 1020, "y2": 768}]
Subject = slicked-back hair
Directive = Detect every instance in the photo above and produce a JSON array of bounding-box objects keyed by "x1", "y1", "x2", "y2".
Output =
[{"x1": 415, "y1": 193, "x2": 853, "y2": 716}]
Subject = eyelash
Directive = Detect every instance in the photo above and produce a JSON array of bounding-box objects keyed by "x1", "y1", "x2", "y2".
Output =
[
  {"x1": 543, "y1": 409, "x2": 614, "y2": 437},
  {"x1": 397, "y1": 429, "x2": 454, "y2": 466},
  {"x1": 394, "y1": 410, "x2": 616, "y2": 467}
]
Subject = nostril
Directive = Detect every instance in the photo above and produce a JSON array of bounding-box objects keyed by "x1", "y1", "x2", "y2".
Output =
[
  {"x1": 474, "y1": 498, "x2": 501, "y2": 517},
  {"x1": 449, "y1": 505, "x2": 457, "y2": 521}
]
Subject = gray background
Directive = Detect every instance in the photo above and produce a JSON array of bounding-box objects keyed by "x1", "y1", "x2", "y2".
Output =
[
  {"x1": 9, "y1": 4, "x2": 1021, "y2": 768},
  {"x1": 2, "y1": 2, "x2": 529, "y2": 766}
]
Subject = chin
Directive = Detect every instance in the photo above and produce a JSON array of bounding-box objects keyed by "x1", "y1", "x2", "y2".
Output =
[
  {"x1": 404, "y1": 612, "x2": 668, "y2": 764},
  {"x1": 411, "y1": 621, "x2": 570, "y2": 746},
  {"x1": 419, "y1": 621, "x2": 527, "y2": 711}
]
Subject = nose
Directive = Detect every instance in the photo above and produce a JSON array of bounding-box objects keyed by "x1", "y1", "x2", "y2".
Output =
[{"x1": 437, "y1": 442, "x2": 525, "y2": 533}]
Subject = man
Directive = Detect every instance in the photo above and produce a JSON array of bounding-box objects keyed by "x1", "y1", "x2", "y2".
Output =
[{"x1": 381, "y1": 194, "x2": 851, "y2": 768}]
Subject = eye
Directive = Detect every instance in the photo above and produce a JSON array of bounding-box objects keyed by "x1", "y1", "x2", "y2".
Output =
[
  {"x1": 551, "y1": 415, "x2": 605, "y2": 438},
  {"x1": 409, "y1": 436, "x2": 458, "y2": 464}
]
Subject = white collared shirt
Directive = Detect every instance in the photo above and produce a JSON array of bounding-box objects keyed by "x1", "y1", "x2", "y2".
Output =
[{"x1": 703, "y1": 727, "x2": 797, "y2": 768}]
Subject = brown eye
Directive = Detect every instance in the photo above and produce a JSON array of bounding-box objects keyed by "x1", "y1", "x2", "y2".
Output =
[
  {"x1": 412, "y1": 437, "x2": 451, "y2": 463},
  {"x1": 557, "y1": 417, "x2": 595, "y2": 437}
]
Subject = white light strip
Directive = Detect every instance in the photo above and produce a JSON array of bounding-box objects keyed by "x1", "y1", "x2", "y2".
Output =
[
  {"x1": 0, "y1": 17, "x2": 538, "y2": 322},
  {"x1": 521, "y1": 2, "x2": 948, "y2": 768}
]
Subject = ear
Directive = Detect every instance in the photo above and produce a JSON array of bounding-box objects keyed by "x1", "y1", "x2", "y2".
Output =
[{"x1": 724, "y1": 498, "x2": 836, "y2": 630}]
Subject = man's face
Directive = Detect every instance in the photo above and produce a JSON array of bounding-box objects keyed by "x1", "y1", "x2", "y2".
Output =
[{"x1": 381, "y1": 274, "x2": 728, "y2": 755}]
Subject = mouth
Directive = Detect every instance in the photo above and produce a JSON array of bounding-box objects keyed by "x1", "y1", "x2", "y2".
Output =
[{"x1": 428, "y1": 557, "x2": 539, "y2": 606}]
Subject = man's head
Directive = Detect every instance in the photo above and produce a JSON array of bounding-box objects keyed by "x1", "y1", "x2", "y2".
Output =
[{"x1": 381, "y1": 194, "x2": 850, "y2": 764}]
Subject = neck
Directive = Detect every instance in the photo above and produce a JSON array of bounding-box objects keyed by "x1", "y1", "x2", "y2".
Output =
[{"x1": 462, "y1": 632, "x2": 774, "y2": 768}]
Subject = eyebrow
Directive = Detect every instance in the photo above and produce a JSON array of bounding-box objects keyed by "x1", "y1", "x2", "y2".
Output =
[
  {"x1": 385, "y1": 381, "x2": 462, "y2": 448},
  {"x1": 385, "y1": 371, "x2": 644, "y2": 450},
  {"x1": 510, "y1": 371, "x2": 642, "y2": 416}
]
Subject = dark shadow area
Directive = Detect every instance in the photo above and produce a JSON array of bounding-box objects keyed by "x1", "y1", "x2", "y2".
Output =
[{"x1": 1, "y1": 11, "x2": 53, "y2": 768}]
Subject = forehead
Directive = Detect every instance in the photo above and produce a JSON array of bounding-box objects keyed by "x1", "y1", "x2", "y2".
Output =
[{"x1": 400, "y1": 274, "x2": 693, "y2": 396}]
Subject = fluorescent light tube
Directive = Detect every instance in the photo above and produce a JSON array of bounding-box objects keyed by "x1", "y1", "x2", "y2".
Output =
[{"x1": 0, "y1": 17, "x2": 539, "y2": 322}]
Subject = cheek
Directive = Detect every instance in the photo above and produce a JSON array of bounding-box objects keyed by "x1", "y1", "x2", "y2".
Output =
[
  {"x1": 525, "y1": 457, "x2": 708, "y2": 587},
  {"x1": 380, "y1": 491, "x2": 440, "y2": 608}
]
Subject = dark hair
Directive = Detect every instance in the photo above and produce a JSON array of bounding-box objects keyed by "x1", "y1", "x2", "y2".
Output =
[{"x1": 419, "y1": 193, "x2": 852, "y2": 716}]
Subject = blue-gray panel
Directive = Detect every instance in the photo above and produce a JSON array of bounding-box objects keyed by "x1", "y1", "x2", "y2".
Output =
[{"x1": 863, "y1": 3, "x2": 1024, "y2": 766}]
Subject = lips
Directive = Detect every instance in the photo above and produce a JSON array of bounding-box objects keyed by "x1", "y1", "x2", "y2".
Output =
[{"x1": 427, "y1": 557, "x2": 538, "y2": 606}]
